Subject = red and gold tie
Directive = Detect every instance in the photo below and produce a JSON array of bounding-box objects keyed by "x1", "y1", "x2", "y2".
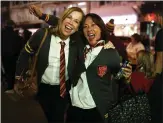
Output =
[
  {"x1": 60, "y1": 41, "x2": 66, "y2": 98},
  {"x1": 84, "y1": 42, "x2": 104, "y2": 59}
]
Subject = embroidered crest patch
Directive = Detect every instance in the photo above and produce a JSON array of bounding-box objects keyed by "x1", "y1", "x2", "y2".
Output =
[{"x1": 97, "y1": 65, "x2": 107, "y2": 77}]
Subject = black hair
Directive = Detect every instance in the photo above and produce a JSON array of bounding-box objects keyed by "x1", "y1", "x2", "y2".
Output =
[
  {"x1": 131, "y1": 33, "x2": 141, "y2": 43},
  {"x1": 82, "y1": 13, "x2": 109, "y2": 44}
]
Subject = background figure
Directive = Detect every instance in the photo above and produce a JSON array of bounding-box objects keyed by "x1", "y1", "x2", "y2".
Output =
[
  {"x1": 106, "y1": 19, "x2": 128, "y2": 62},
  {"x1": 130, "y1": 50, "x2": 155, "y2": 93},
  {"x1": 154, "y1": 28, "x2": 163, "y2": 74},
  {"x1": 126, "y1": 33, "x2": 145, "y2": 71},
  {"x1": 2, "y1": 20, "x2": 23, "y2": 90},
  {"x1": 141, "y1": 34, "x2": 150, "y2": 51},
  {"x1": 148, "y1": 28, "x2": 163, "y2": 123}
]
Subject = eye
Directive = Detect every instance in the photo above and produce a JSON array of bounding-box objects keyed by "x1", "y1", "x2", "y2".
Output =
[
  {"x1": 67, "y1": 15, "x2": 72, "y2": 19},
  {"x1": 92, "y1": 23, "x2": 96, "y2": 27},
  {"x1": 83, "y1": 25, "x2": 88, "y2": 28},
  {"x1": 74, "y1": 20, "x2": 79, "y2": 24}
]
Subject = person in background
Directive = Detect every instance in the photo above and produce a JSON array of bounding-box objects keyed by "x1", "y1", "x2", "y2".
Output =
[
  {"x1": 130, "y1": 50, "x2": 155, "y2": 93},
  {"x1": 14, "y1": 29, "x2": 24, "y2": 49},
  {"x1": 105, "y1": 19, "x2": 128, "y2": 62},
  {"x1": 148, "y1": 28, "x2": 163, "y2": 123},
  {"x1": 2, "y1": 20, "x2": 23, "y2": 91},
  {"x1": 15, "y1": 7, "x2": 85, "y2": 123},
  {"x1": 141, "y1": 34, "x2": 150, "y2": 51},
  {"x1": 22, "y1": 29, "x2": 32, "y2": 47},
  {"x1": 154, "y1": 28, "x2": 163, "y2": 74},
  {"x1": 126, "y1": 33, "x2": 145, "y2": 71},
  {"x1": 105, "y1": 19, "x2": 115, "y2": 36}
]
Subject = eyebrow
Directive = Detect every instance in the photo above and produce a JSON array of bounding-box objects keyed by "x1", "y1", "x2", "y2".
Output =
[
  {"x1": 68, "y1": 15, "x2": 80, "y2": 22},
  {"x1": 84, "y1": 22, "x2": 95, "y2": 25}
]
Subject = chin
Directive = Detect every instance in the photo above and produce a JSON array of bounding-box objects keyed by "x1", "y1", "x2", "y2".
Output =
[
  {"x1": 63, "y1": 32, "x2": 70, "y2": 37},
  {"x1": 88, "y1": 42, "x2": 95, "y2": 47}
]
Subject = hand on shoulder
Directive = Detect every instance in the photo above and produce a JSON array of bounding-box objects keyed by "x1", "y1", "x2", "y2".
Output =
[{"x1": 104, "y1": 41, "x2": 115, "y2": 49}]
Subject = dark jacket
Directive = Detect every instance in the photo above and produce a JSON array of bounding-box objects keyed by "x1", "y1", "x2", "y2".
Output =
[
  {"x1": 108, "y1": 34, "x2": 128, "y2": 62},
  {"x1": 72, "y1": 45, "x2": 121, "y2": 123},
  {"x1": 148, "y1": 72, "x2": 163, "y2": 123},
  {"x1": 2, "y1": 27, "x2": 23, "y2": 57},
  {"x1": 39, "y1": 14, "x2": 59, "y2": 27},
  {"x1": 15, "y1": 28, "x2": 81, "y2": 90}
]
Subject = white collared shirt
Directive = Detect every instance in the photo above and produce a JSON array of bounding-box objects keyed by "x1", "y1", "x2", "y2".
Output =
[
  {"x1": 41, "y1": 35, "x2": 70, "y2": 85},
  {"x1": 70, "y1": 40, "x2": 104, "y2": 109}
]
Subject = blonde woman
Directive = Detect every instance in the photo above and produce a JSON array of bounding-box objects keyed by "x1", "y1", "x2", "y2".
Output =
[
  {"x1": 130, "y1": 50, "x2": 155, "y2": 93},
  {"x1": 15, "y1": 7, "x2": 84, "y2": 123}
]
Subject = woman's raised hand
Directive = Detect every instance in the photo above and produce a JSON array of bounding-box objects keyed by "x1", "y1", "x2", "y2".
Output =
[{"x1": 29, "y1": 5, "x2": 42, "y2": 18}]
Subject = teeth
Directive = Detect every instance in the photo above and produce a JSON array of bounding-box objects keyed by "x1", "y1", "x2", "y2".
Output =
[
  {"x1": 65, "y1": 25, "x2": 72, "y2": 30},
  {"x1": 88, "y1": 33, "x2": 95, "y2": 37}
]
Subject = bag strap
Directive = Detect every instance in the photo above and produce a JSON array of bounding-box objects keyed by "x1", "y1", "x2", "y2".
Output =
[
  {"x1": 30, "y1": 28, "x2": 48, "y2": 78},
  {"x1": 36, "y1": 28, "x2": 48, "y2": 56}
]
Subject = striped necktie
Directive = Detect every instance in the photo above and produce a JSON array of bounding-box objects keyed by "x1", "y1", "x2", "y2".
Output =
[
  {"x1": 60, "y1": 41, "x2": 66, "y2": 98},
  {"x1": 84, "y1": 42, "x2": 104, "y2": 59}
]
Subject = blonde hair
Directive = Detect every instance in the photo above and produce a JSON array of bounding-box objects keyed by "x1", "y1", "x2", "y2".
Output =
[
  {"x1": 50, "y1": 7, "x2": 84, "y2": 40},
  {"x1": 136, "y1": 50, "x2": 155, "y2": 78}
]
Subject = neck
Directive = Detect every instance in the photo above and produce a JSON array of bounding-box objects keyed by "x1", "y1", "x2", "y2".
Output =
[
  {"x1": 61, "y1": 36, "x2": 68, "y2": 40},
  {"x1": 131, "y1": 41, "x2": 137, "y2": 45},
  {"x1": 89, "y1": 41, "x2": 104, "y2": 48}
]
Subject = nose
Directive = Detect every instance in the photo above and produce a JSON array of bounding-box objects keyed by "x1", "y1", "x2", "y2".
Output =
[
  {"x1": 69, "y1": 18, "x2": 73, "y2": 25},
  {"x1": 87, "y1": 26, "x2": 93, "y2": 31}
]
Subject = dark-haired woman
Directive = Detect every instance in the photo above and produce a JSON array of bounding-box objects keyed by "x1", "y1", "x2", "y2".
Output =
[
  {"x1": 67, "y1": 13, "x2": 132, "y2": 123},
  {"x1": 126, "y1": 33, "x2": 145, "y2": 71}
]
